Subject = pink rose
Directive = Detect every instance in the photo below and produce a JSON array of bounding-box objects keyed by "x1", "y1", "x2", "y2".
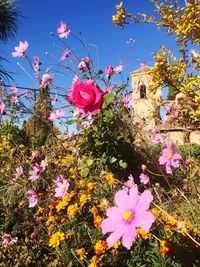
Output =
[
  {"x1": 66, "y1": 80, "x2": 107, "y2": 114},
  {"x1": 106, "y1": 65, "x2": 114, "y2": 77}
]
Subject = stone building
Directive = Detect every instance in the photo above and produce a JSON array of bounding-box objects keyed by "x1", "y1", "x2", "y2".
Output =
[{"x1": 131, "y1": 64, "x2": 200, "y2": 144}]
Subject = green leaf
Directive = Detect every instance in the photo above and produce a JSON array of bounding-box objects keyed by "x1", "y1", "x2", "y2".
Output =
[
  {"x1": 119, "y1": 160, "x2": 128, "y2": 169},
  {"x1": 110, "y1": 157, "x2": 117, "y2": 164},
  {"x1": 105, "y1": 92, "x2": 116, "y2": 103}
]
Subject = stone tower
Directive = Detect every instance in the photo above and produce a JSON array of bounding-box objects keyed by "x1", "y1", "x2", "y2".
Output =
[{"x1": 131, "y1": 63, "x2": 162, "y2": 126}]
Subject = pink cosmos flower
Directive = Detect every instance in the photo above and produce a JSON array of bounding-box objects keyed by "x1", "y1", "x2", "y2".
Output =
[
  {"x1": 140, "y1": 61, "x2": 146, "y2": 69},
  {"x1": 33, "y1": 56, "x2": 40, "y2": 75},
  {"x1": 29, "y1": 150, "x2": 39, "y2": 161},
  {"x1": 57, "y1": 21, "x2": 70, "y2": 38},
  {"x1": 40, "y1": 74, "x2": 53, "y2": 89},
  {"x1": 78, "y1": 57, "x2": 90, "y2": 71},
  {"x1": 49, "y1": 109, "x2": 65, "y2": 121},
  {"x1": 122, "y1": 94, "x2": 133, "y2": 109},
  {"x1": 158, "y1": 141, "x2": 182, "y2": 174},
  {"x1": 101, "y1": 185, "x2": 154, "y2": 249},
  {"x1": 26, "y1": 189, "x2": 38, "y2": 208},
  {"x1": 60, "y1": 49, "x2": 71, "y2": 61},
  {"x1": 28, "y1": 166, "x2": 42, "y2": 181},
  {"x1": 9, "y1": 95, "x2": 18, "y2": 103},
  {"x1": 139, "y1": 173, "x2": 150, "y2": 185},
  {"x1": 2, "y1": 233, "x2": 18, "y2": 246},
  {"x1": 66, "y1": 79, "x2": 107, "y2": 115},
  {"x1": 123, "y1": 174, "x2": 135, "y2": 190},
  {"x1": 106, "y1": 65, "x2": 114, "y2": 77},
  {"x1": 40, "y1": 158, "x2": 48, "y2": 172},
  {"x1": 114, "y1": 64, "x2": 123, "y2": 73},
  {"x1": 13, "y1": 166, "x2": 23, "y2": 181},
  {"x1": 51, "y1": 92, "x2": 58, "y2": 105},
  {"x1": 9, "y1": 86, "x2": 18, "y2": 93},
  {"x1": 12, "y1": 41, "x2": 29, "y2": 58},
  {"x1": 54, "y1": 179, "x2": 70, "y2": 198},
  {"x1": 81, "y1": 114, "x2": 94, "y2": 129},
  {"x1": 0, "y1": 99, "x2": 5, "y2": 116},
  {"x1": 152, "y1": 133, "x2": 165, "y2": 144},
  {"x1": 53, "y1": 174, "x2": 64, "y2": 185},
  {"x1": 67, "y1": 131, "x2": 74, "y2": 139},
  {"x1": 172, "y1": 106, "x2": 179, "y2": 118},
  {"x1": 150, "y1": 126, "x2": 158, "y2": 135}
]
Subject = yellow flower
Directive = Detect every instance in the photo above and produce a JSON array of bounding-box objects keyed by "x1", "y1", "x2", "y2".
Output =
[
  {"x1": 102, "y1": 172, "x2": 119, "y2": 186},
  {"x1": 113, "y1": 240, "x2": 121, "y2": 249},
  {"x1": 76, "y1": 248, "x2": 87, "y2": 260},
  {"x1": 98, "y1": 199, "x2": 108, "y2": 211},
  {"x1": 94, "y1": 216, "x2": 103, "y2": 228},
  {"x1": 18, "y1": 200, "x2": 25, "y2": 208},
  {"x1": 87, "y1": 182, "x2": 97, "y2": 191},
  {"x1": 46, "y1": 215, "x2": 57, "y2": 226},
  {"x1": 79, "y1": 194, "x2": 91, "y2": 207},
  {"x1": 136, "y1": 228, "x2": 150, "y2": 240},
  {"x1": 94, "y1": 240, "x2": 108, "y2": 255},
  {"x1": 90, "y1": 206, "x2": 98, "y2": 216},
  {"x1": 67, "y1": 203, "x2": 79, "y2": 219},
  {"x1": 77, "y1": 180, "x2": 86, "y2": 188},
  {"x1": 49, "y1": 232, "x2": 65, "y2": 248},
  {"x1": 56, "y1": 192, "x2": 75, "y2": 212},
  {"x1": 37, "y1": 207, "x2": 44, "y2": 214}
]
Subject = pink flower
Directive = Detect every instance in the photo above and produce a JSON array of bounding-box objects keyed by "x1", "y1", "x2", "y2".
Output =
[
  {"x1": 140, "y1": 61, "x2": 146, "y2": 69},
  {"x1": 150, "y1": 126, "x2": 158, "y2": 135},
  {"x1": 106, "y1": 65, "x2": 114, "y2": 77},
  {"x1": 54, "y1": 179, "x2": 70, "y2": 198},
  {"x1": 29, "y1": 150, "x2": 39, "y2": 161},
  {"x1": 13, "y1": 166, "x2": 23, "y2": 181},
  {"x1": 81, "y1": 114, "x2": 94, "y2": 129},
  {"x1": 49, "y1": 109, "x2": 64, "y2": 121},
  {"x1": 40, "y1": 158, "x2": 48, "y2": 172},
  {"x1": 114, "y1": 64, "x2": 123, "y2": 73},
  {"x1": 2, "y1": 233, "x2": 18, "y2": 246},
  {"x1": 78, "y1": 58, "x2": 90, "y2": 71},
  {"x1": 40, "y1": 74, "x2": 53, "y2": 89},
  {"x1": 123, "y1": 174, "x2": 135, "y2": 189},
  {"x1": 122, "y1": 94, "x2": 133, "y2": 108},
  {"x1": 9, "y1": 95, "x2": 18, "y2": 103},
  {"x1": 33, "y1": 56, "x2": 40, "y2": 75},
  {"x1": 67, "y1": 131, "x2": 74, "y2": 139},
  {"x1": 172, "y1": 106, "x2": 179, "y2": 118},
  {"x1": 53, "y1": 174, "x2": 64, "y2": 184},
  {"x1": 101, "y1": 186, "x2": 154, "y2": 249},
  {"x1": 57, "y1": 21, "x2": 70, "y2": 38},
  {"x1": 66, "y1": 80, "x2": 107, "y2": 115},
  {"x1": 139, "y1": 173, "x2": 150, "y2": 185},
  {"x1": 158, "y1": 141, "x2": 182, "y2": 174},
  {"x1": 0, "y1": 99, "x2": 5, "y2": 116},
  {"x1": 51, "y1": 92, "x2": 58, "y2": 105},
  {"x1": 28, "y1": 166, "x2": 42, "y2": 181},
  {"x1": 60, "y1": 49, "x2": 70, "y2": 61},
  {"x1": 184, "y1": 159, "x2": 190, "y2": 165},
  {"x1": 12, "y1": 41, "x2": 28, "y2": 57},
  {"x1": 9, "y1": 86, "x2": 18, "y2": 93},
  {"x1": 152, "y1": 134, "x2": 165, "y2": 144},
  {"x1": 26, "y1": 189, "x2": 38, "y2": 208},
  {"x1": 72, "y1": 75, "x2": 79, "y2": 85}
]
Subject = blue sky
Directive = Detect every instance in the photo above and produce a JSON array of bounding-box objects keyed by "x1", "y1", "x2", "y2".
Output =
[{"x1": 1, "y1": 0, "x2": 187, "y2": 130}]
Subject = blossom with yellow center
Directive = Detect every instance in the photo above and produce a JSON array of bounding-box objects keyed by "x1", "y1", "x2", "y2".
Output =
[
  {"x1": 167, "y1": 152, "x2": 173, "y2": 159},
  {"x1": 94, "y1": 240, "x2": 108, "y2": 255},
  {"x1": 123, "y1": 210, "x2": 133, "y2": 221},
  {"x1": 67, "y1": 203, "x2": 79, "y2": 219},
  {"x1": 76, "y1": 248, "x2": 87, "y2": 260},
  {"x1": 49, "y1": 232, "x2": 65, "y2": 248}
]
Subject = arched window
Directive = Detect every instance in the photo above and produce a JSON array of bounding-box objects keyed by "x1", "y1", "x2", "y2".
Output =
[{"x1": 140, "y1": 84, "x2": 146, "y2": 99}]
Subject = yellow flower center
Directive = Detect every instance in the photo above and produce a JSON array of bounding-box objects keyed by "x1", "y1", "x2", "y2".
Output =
[
  {"x1": 123, "y1": 211, "x2": 133, "y2": 221},
  {"x1": 167, "y1": 153, "x2": 173, "y2": 159},
  {"x1": 61, "y1": 188, "x2": 65, "y2": 193},
  {"x1": 19, "y1": 48, "x2": 24, "y2": 53}
]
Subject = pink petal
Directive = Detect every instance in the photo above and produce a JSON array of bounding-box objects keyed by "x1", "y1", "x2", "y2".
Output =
[
  {"x1": 101, "y1": 217, "x2": 123, "y2": 234},
  {"x1": 122, "y1": 225, "x2": 137, "y2": 249},
  {"x1": 134, "y1": 211, "x2": 154, "y2": 231},
  {"x1": 136, "y1": 190, "x2": 153, "y2": 213},
  {"x1": 106, "y1": 206, "x2": 123, "y2": 218},
  {"x1": 106, "y1": 224, "x2": 126, "y2": 247},
  {"x1": 114, "y1": 189, "x2": 129, "y2": 210},
  {"x1": 127, "y1": 185, "x2": 138, "y2": 210}
]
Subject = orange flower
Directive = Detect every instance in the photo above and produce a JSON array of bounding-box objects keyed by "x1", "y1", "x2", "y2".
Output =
[
  {"x1": 76, "y1": 248, "x2": 87, "y2": 260},
  {"x1": 87, "y1": 182, "x2": 97, "y2": 191},
  {"x1": 136, "y1": 228, "x2": 150, "y2": 240},
  {"x1": 160, "y1": 240, "x2": 173, "y2": 256},
  {"x1": 94, "y1": 240, "x2": 108, "y2": 255},
  {"x1": 94, "y1": 216, "x2": 103, "y2": 228},
  {"x1": 79, "y1": 194, "x2": 91, "y2": 207},
  {"x1": 90, "y1": 206, "x2": 98, "y2": 216}
]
